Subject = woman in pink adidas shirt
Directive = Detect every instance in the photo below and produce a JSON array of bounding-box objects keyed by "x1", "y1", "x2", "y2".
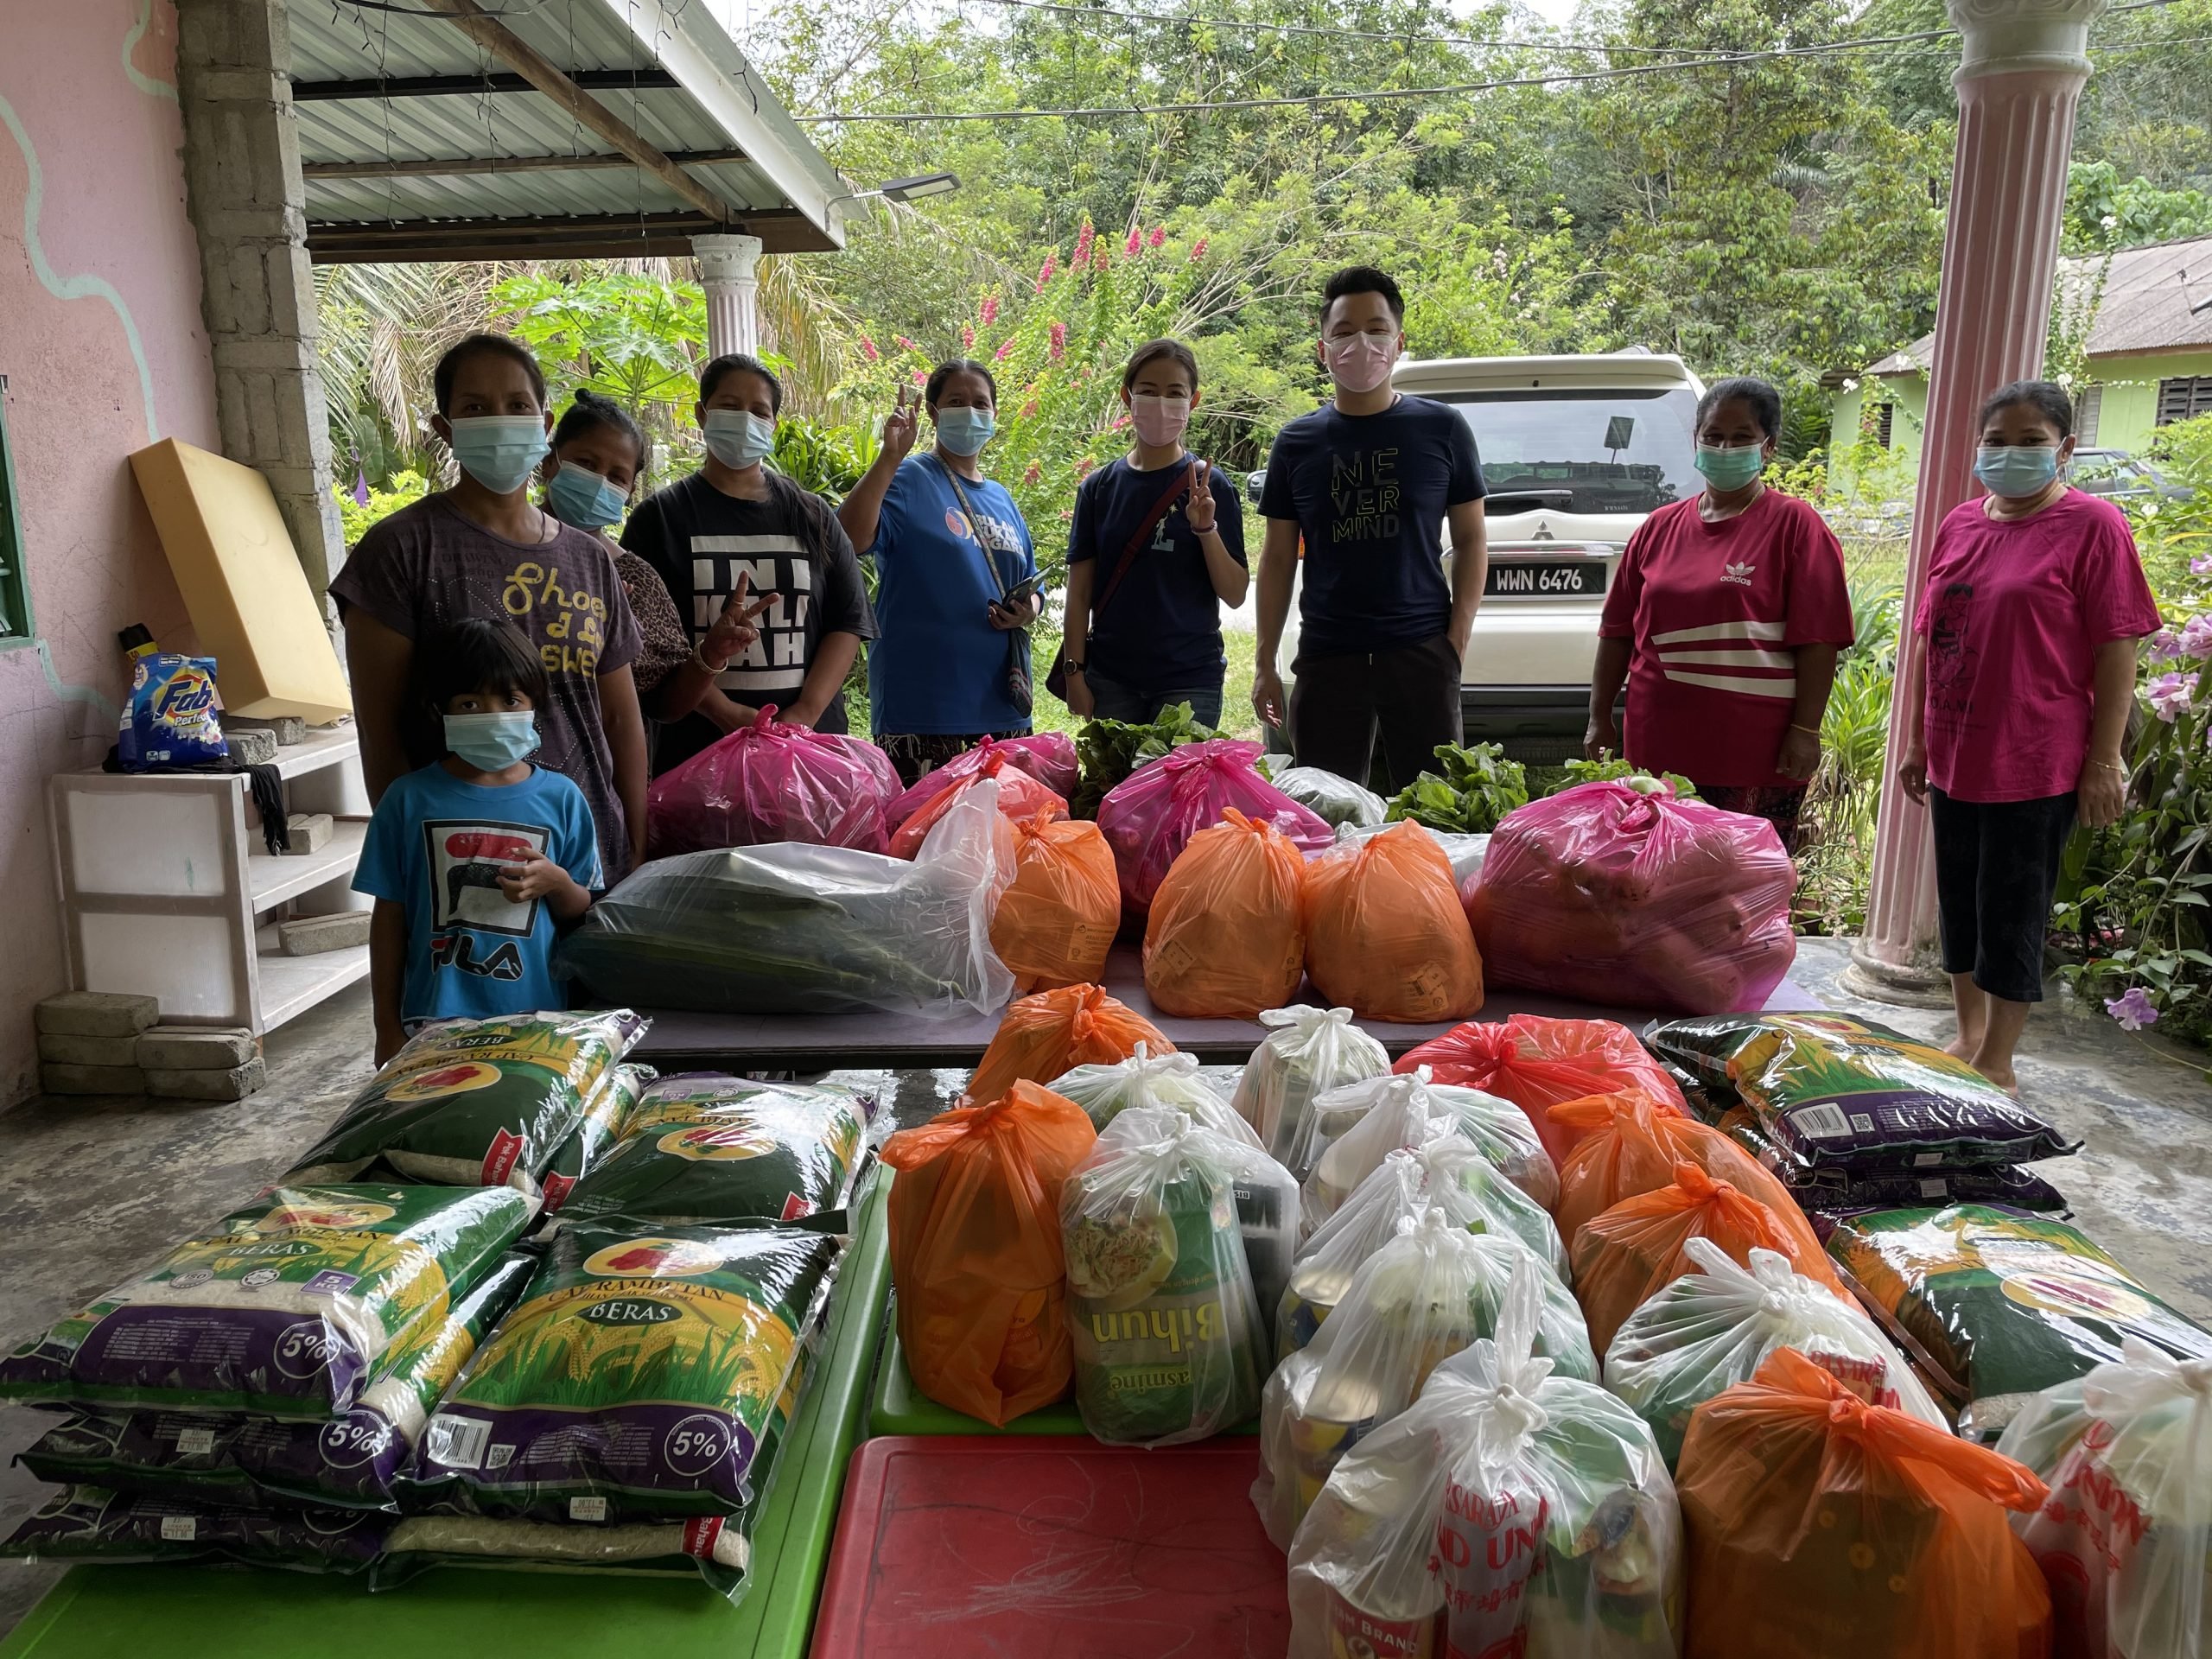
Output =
[
  {"x1": 1900, "y1": 378, "x2": 2158, "y2": 1090},
  {"x1": 1588, "y1": 377, "x2": 1856, "y2": 852}
]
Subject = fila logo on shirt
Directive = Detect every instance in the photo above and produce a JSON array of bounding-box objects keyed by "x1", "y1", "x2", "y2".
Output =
[{"x1": 1722, "y1": 561, "x2": 1757, "y2": 587}]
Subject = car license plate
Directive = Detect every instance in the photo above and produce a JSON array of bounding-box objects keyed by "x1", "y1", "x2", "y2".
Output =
[{"x1": 1485, "y1": 559, "x2": 1605, "y2": 597}]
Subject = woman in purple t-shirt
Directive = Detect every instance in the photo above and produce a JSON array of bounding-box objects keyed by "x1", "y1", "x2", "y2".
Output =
[{"x1": 1898, "y1": 379, "x2": 2159, "y2": 1090}]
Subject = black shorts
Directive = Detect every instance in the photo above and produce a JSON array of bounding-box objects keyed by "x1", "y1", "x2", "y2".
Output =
[{"x1": 1928, "y1": 786, "x2": 2077, "y2": 1004}]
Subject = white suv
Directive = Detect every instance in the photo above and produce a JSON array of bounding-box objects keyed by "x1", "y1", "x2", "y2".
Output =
[{"x1": 1270, "y1": 350, "x2": 1705, "y2": 760}]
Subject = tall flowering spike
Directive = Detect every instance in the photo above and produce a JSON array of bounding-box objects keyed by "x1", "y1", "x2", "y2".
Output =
[
  {"x1": 1020, "y1": 398, "x2": 1039, "y2": 419},
  {"x1": 1189, "y1": 238, "x2": 1208, "y2": 263},
  {"x1": 1035, "y1": 252, "x2": 1058, "y2": 293},
  {"x1": 1073, "y1": 219, "x2": 1096, "y2": 267},
  {"x1": 995, "y1": 340, "x2": 1014, "y2": 360},
  {"x1": 859, "y1": 334, "x2": 880, "y2": 362},
  {"x1": 961, "y1": 322, "x2": 976, "y2": 351},
  {"x1": 1094, "y1": 242, "x2": 1111, "y2": 270},
  {"x1": 980, "y1": 295, "x2": 1000, "y2": 327},
  {"x1": 1076, "y1": 457, "x2": 1096, "y2": 478},
  {"x1": 1022, "y1": 461, "x2": 1042, "y2": 485},
  {"x1": 1123, "y1": 226, "x2": 1141, "y2": 257},
  {"x1": 896, "y1": 334, "x2": 917, "y2": 351},
  {"x1": 1048, "y1": 321, "x2": 1067, "y2": 362},
  {"x1": 1148, "y1": 225, "x2": 1166, "y2": 249}
]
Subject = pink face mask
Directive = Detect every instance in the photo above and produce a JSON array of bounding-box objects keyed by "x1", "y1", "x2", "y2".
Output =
[
  {"x1": 1325, "y1": 332, "x2": 1399, "y2": 395},
  {"x1": 1128, "y1": 394, "x2": 1191, "y2": 447}
]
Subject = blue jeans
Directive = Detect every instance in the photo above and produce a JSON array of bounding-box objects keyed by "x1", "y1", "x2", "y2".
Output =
[{"x1": 1084, "y1": 669, "x2": 1224, "y2": 728}]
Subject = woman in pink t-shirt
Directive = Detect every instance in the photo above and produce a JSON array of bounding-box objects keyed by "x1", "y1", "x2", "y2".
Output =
[
  {"x1": 1589, "y1": 377, "x2": 1856, "y2": 852},
  {"x1": 1899, "y1": 378, "x2": 2158, "y2": 1090}
]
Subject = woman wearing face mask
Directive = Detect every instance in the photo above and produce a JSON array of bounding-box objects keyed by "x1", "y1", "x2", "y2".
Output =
[
  {"x1": 620, "y1": 353, "x2": 877, "y2": 776},
  {"x1": 541, "y1": 390, "x2": 769, "y2": 741},
  {"x1": 1899, "y1": 378, "x2": 2158, "y2": 1090},
  {"x1": 1586, "y1": 376, "x2": 1854, "y2": 852},
  {"x1": 838, "y1": 359, "x2": 1046, "y2": 787},
  {"x1": 1059, "y1": 339, "x2": 1249, "y2": 727},
  {"x1": 334, "y1": 334, "x2": 650, "y2": 882}
]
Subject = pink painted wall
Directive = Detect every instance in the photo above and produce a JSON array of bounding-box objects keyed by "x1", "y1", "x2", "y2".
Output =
[{"x1": 0, "y1": 0, "x2": 219, "y2": 1107}]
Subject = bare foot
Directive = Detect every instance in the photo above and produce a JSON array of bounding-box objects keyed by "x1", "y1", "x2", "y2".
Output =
[
  {"x1": 1942, "y1": 1034, "x2": 1979, "y2": 1063},
  {"x1": 1969, "y1": 1058, "x2": 2019, "y2": 1096}
]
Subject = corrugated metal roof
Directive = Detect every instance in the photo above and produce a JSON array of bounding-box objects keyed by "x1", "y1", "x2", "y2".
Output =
[{"x1": 290, "y1": 0, "x2": 847, "y2": 260}]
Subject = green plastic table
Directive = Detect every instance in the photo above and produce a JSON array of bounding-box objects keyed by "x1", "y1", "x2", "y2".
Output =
[{"x1": 0, "y1": 1176, "x2": 893, "y2": 1659}]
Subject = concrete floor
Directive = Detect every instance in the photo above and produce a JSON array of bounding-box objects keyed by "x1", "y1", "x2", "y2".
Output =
[{"x1": 0, "y1": 942, "x2": 2206, "y2": 1636}]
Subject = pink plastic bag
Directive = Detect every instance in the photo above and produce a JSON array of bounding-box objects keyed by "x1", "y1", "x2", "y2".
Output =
[
  {"x1": 888, "y1": 753, "x2": 1069, "y2": 861},
  {"x1": 645, "y1": 705, "x2": 901, "y2": 858},
  {"x1": 1465, "y1": 781, "x2": 1797, "y2": 1015},
  {"x1": 1096, "y1": 739, "x2": 1333, "y2": 917},
  {"x1": 885, "y1": 733, "x2": 1080, "y2": 832}
]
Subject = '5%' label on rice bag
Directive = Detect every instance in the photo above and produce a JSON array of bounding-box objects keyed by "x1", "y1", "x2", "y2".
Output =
[
  {"x1": 289, "y1": 1010, "x2": 638, "y2": 1192},
  {"x1": 410, "y1": 1220, "x2": 837, "y2": 1521},
  {"x1": 556, "y1": 1077, "x2": 868, "y2": 1229},
  {"x1": 0, "y1": 1185, "x2": 536, "y2": 1419},
  {"x1": 540, "y1": 1063, "x2": 654, "y2": 1214}
]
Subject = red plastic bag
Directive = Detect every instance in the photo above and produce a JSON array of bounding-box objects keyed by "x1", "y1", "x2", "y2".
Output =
[
  {"x1": 1677, "y1": 1347, "x2": 2050, "y2": 1659},
  {"x1": 880, "y1": 1081, "x2": 1099, "y2": 1425},
  {"x1": 1143, "y1": 808, "x2": 1307, "y2": 1018},
  {"x1": 888, "y1": 753, "x2": 1069, "y2": 860},
  {"x1": 968, "y1": 983, "x2": 1173, "y2": 1103},
  {"x1": 1303, "y1": 821, "x2": 1484, "y2": 1023},
  {"x1": 989, "y1": 812, "x2": 1122, "y2": 995},
  {"x1": 1396, "y1": 1014, "x2": 1687, "y2": 1170},
  {"x1": 645, "y1": 704, "x2": 900, "y2": 857},
  {"x1": 885, "y1": 733, "x2": 1079, "y2": 832},
  {"x1": 1096, "y1": 739, "x2": 1332, "y2": 917},
  {"x1": 1465, "y1": 781, "x2": 1798, "y2": 1014}
]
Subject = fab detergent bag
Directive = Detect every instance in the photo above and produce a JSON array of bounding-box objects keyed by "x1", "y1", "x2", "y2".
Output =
[
  {"x1": 116, "y1": 626, "x2": 228, "y2": 771},
  {"x1": 1230, "y1": 1006, "x2": 1389, "y2": 1175}
]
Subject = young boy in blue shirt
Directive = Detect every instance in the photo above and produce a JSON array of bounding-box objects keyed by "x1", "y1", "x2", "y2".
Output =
[{"x1": 356, "y1": 617, "x2": 601, "y2": 1064}]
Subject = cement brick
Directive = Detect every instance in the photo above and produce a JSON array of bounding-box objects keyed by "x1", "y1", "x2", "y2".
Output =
[
  {"x1": 36, "y1": 991, "x2": 160, "y2": 1038},
  {"x1": 41, "y1": 1063, "x2": 148, "y2": 1097},
  {"x1": 137, "y1": 1026, "x2": 258, "y2": 1071},
  {"x1": 230, "y1": 715, "x2": 308, "y2": 745},
  {"x1": 37, "y1": 1032, "x2": 143, "y2": 1067},
  {"x1": 226, "y1": 728, "x2": 277, "y2": 765},
  {"x1": 282, "y1": 812, "x2": 335, "y2": 853},
  {"x1": 146, "y1": 1059, "x2": 266, "y2": 1102},
  {"x1": 278, "y1": 912, "x2": 371, "y2": 957}
]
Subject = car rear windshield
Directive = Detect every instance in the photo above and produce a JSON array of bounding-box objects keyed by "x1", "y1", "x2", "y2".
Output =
[{"x1": 1440, "y1": 386, "x2": 1700, "y2": 516}]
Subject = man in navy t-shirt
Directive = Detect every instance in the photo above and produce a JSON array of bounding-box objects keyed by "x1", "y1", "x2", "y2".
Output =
[{"x1": 1254, "y1": 266, "x2": 1489, "y2": 790}]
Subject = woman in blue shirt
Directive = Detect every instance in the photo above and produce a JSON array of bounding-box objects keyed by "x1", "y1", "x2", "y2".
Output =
[{"x1": 839, "y1": 360, "x2": 1044, "y2": 786}]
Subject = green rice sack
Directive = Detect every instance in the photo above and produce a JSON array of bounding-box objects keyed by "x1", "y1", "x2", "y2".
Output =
[
  {"x1": 288, "y1": 1010, "x2": 639, "y2": 1192},
  {"x1": 1827, "y1": 1204, "x2": 2212, "y2": 1442},
  {"x1": 541, "y1": 1062, "x2": 654, "y2": 1215},
  {"x1": 555, "y1": 1076, "x2": 869, "y2": 1229},
  {"x1": 19, "y1": 1253, "x2": 537, "y2": 1510},
  {"x1": 0, "y1": 1184, "x2": 535, "y2": 1418},
  {"x1": 0, "y1": 1485, "x2": 385, "y2": 1573},
  {"x1": 409, "y1": 1220, "x2": 836, "y2": 1522}
]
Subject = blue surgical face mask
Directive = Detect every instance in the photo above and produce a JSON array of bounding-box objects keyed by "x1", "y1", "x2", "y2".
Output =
[
  {"x1": 444, "y1": 710, "x2": 540, "y2": 771},
  {"x1": 935, "y1": 406, "x2": 996, "y2": 457},
  {"x1": 446, "y1": 416, "x2": 550, "y2": 494},
  {"x1": 1974, "y1": 444, "x2": 2062, "y2": 499},
  {"x1": 1694, "y1": 442, "x2": 1767, "y2": 492},
  {"x1": 702, "y1": 409, "x2": 776, "y2": 469},
  {"x1": 544, "y1": 461, "x2": 629, "y2": 531}
]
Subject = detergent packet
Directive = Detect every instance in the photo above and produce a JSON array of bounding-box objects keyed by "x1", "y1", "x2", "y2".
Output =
[{"x1": 116, "y1": 626, "x2": 228, "y2": 772}]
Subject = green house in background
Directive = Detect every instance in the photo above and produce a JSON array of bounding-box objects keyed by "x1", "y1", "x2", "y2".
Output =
[{"x1": 1827, "y1": 232, "x2": 2212, "y2": 484}]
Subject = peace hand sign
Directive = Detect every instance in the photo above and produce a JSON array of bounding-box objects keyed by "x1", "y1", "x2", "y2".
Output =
[
  {"x1": 701, "y1": 571, "x2": 773, "y2": 670},
  {"x1": 1185, "y1": 459, "x2": 1217, "y2": 535},
  {"x1": 881, "y1": 385, "x2": 922, "y2": 464}
]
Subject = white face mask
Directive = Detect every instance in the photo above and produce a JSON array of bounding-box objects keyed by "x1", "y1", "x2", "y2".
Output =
[
  {"x1": 1128, "y1": 395, "x2": 1192, "y2": 447},
  {"x1": 1325, "y1": 332, "x2": 1399, "y2": 395}
]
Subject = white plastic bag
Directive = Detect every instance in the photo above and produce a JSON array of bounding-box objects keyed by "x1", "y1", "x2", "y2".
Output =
[
  {"x1": 1266, "y1": 764, "x2": 1388, "y2": 829},
  {"x1": 1255, "y1": 1209, "x2": 1595, "y2": 1548},
  {"x1": 1996, "y1": 1336, "x2": 2212, "y2": 1659},
  {"x1": 1605, "y1": 1238, "x2": 1947, "y2": 1468},
  {"x1": 1286, "y1": 1257, "x2": 1684, "y2": 1659},
  {"x1": 1230, "y1": 1006, "x2": 1389, "y2": 1173},
  {"x1": 1337, "y1": 817, "x2": 1490, "y2": 884},
  {"x1": 561, "y1": 778, "x2": 1015, "y2": 1019},
  {"x1": 1300, "y1": 1068, "x2": 1558, "y2": 1232},
  {"x1": 1051, "y1": 1045, "x2": 1251, "y2": 1142}
]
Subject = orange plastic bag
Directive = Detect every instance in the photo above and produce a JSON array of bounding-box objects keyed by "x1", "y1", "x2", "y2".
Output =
[
  {"x1": 889, "y1": 753, "x2": 1068, "y2": 860},
  {"x1": 1550, "y1": 1090, "x2": 1839, "y2": 1262},
  {"x1": 1676, "y1": 1347, "x2": 2050, "y2": 1659},
  {"x1": 880, "y1": 1081, "x2": 1099, "y2": 1425},
  {"x1": 1303, "y1": 820, "x2": 1483, "y2": 1023},
  {"x1": 1570, "y1": 1161, "x2": 1849, "y2": 1353},
  {"x1": 968, "y1": 983, "x2": 1172, "y2": 1103},
  {"x1": 1396, "y1": 1014, "x2": 1687, "y2": 1169},
  {"x1": 1142, "y1": 808, "x2": 1306, "y2": 1019},
  {"x1": 989, "y1": 813, "x2": 1121, "y2": 995}
]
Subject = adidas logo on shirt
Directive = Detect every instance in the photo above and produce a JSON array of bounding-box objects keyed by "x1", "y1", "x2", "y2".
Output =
[{"x1": 1722, "y1": 562, "x2": 1757, "y2": 586}]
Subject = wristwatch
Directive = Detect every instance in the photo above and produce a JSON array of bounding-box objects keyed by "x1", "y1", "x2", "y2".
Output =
[{"x1": 1065, "y1": 660, "x2": 1086, "y2": 677}]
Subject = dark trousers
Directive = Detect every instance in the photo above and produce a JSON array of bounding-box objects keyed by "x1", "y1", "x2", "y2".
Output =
[
  {"x1": 1084, "y1": 668, "x2": 1224, "y2": 730},
  {"x1": 1289, "y1": 633, "x2": 1462, "y2": 794},
  {"x1": 1929, "y1": 785, "x2": 2078, "y2": 1004}
]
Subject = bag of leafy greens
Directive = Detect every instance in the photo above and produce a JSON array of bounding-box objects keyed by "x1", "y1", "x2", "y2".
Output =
[
  {"x1": 1071, "y1": 702, "x2": 1220, "y2": 821},
  {"x1": 1382, "y1": 741, "x2": 1529, "y2": 834}
]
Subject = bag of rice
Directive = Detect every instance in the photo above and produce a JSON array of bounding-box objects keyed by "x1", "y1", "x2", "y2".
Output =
[
  {"x1": 1827, "y1": 1205, "x2": 2212, "y2": 1442},
  {"x1": 0, "y1": 1485, "x2": 385, "y2": 1573},
  {"x1": 410, "y1": 1220, "x2": 837, "y2": 1521},
  {"x1": 540, "y1": 1062, "x2": 653, "y2": 1214},
  {"x1": 19, "y1": 1252, "x2": 537, "y2": 1510},
  {"x1": 1229, "y1": 1006, "x2": 1389, "y2": 1174},
  {"x1": 0, "y1": 1184, "x2": 536, "y2": 1417},
  {"x1": 1643, "y1": 1013, "x2": 2077, "y2": 1176},
  {"x1": 1604, "y1": 1238, "x2": 1947, "y2": 1468},
  {"x1": 380, "y1": 1510, "x2": 753, "y2": 1597},
  {"x1": 289, "y1": 1009, "x2": 639, "y2": 1192},
  {"x1": 554, "y1": 1075, "x2": 869, "y2": 1230},
  {"x1": 1717, "y1": 1110, "x2": 2071, "y2": 1217}
]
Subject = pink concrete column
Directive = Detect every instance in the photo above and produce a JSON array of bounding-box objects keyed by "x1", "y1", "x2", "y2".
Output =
[
  {"x1": 694, "y1": 232, "x2": 764, "y2": 359},
  {"x1": 1845, "y1": 0, "x2": 2107, "y2": 1003}
]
